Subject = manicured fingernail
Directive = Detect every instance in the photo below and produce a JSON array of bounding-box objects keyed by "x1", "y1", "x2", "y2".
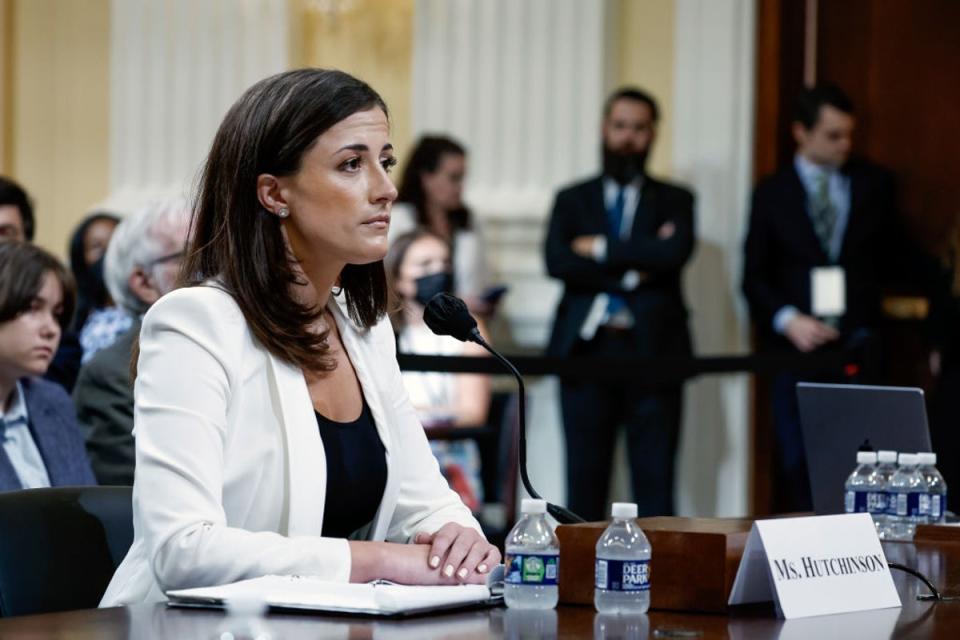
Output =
[
  {"x1": 430, "y1": 556, "x2": 440, "y2": 568},
  {"x1": 444, "y1": 564, "x2": 454, "y2": 577},
  {"x1": 457, "y1": 568, "x2": 468, "y2": 579},
  {"x1": 478, "y1": 563, "x2": 488, "y2": 573}
]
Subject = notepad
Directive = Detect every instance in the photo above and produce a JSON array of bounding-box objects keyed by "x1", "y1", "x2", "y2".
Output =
[{"x1": 166, "y1": 566, "x2": 503, "y2": 618}]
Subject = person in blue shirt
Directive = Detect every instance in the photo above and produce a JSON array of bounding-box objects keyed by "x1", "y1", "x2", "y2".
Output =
[{"x1": 0, "y1": 241, "x2": 96, "y2": 491}]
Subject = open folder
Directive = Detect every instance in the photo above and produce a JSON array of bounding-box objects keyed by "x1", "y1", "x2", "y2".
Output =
[{"x1": 166, "y1": 565, "x2": 504, "y2": 618}]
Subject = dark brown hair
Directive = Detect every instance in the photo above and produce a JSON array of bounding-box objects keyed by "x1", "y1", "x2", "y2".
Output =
[
  {"x1": 0, "y1": 241, "x2": 75, "y2": 331},
  {"x1": 181, "y1": 69, "x2": 390, "y2": 372},
  {"x1": 0, "y1": 176, "x2": 34, "y2": 241},
  {"x1": 794, "y1": 83, "x2": 854, "y2": 130},
  {"x1": 603, "y1": 87, "x2": 660, "y2": 122},
  {"x1": 396, "y1": 135, "x2": 472, "y2": 232}
]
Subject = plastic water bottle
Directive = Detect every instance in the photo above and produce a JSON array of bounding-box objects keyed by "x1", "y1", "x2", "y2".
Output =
[
  {"x1": 875, "y1": 450, "x2": 898, "y2": 539},
  {"x1": 918, "y1": 452, "x2": 947, "y2": 524},
  {"x1": 844, "y1": 451, "x2": 884, "y2": 528},
  {"x1": 504, "y1": 498, "x2": 559, "y2": 609},
  {"x1": 595, "y1": 502, "x2": 651, "y2": 614},
  {"x1": 888, "y1": 453, "x2": 928, "y2": 540}
]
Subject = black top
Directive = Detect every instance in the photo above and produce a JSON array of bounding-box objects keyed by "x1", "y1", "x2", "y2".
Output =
[{"x1": 315, "y1": 397, "x2": 387, "y2": 538}]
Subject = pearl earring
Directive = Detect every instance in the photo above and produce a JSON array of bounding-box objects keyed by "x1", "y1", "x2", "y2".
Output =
[{"x1": 277, "y1": 207, "x2": 290, "y2": 219}]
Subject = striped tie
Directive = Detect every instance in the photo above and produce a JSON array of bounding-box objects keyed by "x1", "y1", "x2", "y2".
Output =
[{"x1": 811, "y1": 170, "x2": 836, "y2": 259}]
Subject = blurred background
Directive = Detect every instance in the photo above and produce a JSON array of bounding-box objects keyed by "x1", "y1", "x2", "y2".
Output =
[{"x1": 1, "y1": 0, "x2": 957, "y2": 520}]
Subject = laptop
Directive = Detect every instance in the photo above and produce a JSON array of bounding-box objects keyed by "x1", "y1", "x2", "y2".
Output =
[{"x1": 796, "y1": 382, "x2": 933, "y2": 515}]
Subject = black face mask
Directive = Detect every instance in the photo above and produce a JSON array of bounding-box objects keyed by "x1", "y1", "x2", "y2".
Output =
[
  {"x1": 602, "y1": 145, "x2": 648, "y2": 185},
  {"x1": 414, "y1": 271, "x2": 454, "y2": 307}
]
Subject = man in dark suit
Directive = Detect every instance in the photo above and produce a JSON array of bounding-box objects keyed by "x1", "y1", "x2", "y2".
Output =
[
  {"x1": 545, "y1": 87, "x2": 695, "y2": 520},
  {"x1": 74, "y1": 200, "x2": 189, "y2": 485},
  {"x1": 743, "y1": 84, "x2": 896, "y2": 511}
]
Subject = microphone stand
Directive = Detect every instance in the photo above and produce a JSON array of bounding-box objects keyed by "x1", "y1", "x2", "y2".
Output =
[{"x1": 468, "y1": 328, "x2": 585, "y2": 524}]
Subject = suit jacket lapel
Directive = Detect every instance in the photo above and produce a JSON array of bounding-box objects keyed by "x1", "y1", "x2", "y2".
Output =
[
  {"x1": 630, "y1": 179, "x2": 657, "y2": 238},
  {"x1": 22, "y1": 380, "x2": 69, "y2": 486},
  {"x1": 838, "y1": 168, "x2": 862, "y2": 263},
  {"x1": 0, "y1": 447, "x2": 21, "y2": 490},
  {"x1": 586, "y1": 177, "x2": 608, "y2": 234},
  {"x1": 265, "y1": 350, "x2": 326, "y2": 537},
  {"x1": 786, "y1": 166, "x2": 830, "y2": 263},
  {"x1": 0, "y1": 383, "x2": 23, "y2": 489},
  {"x1": 328, "y1": 298, "x2": 397, "y2": 541}
]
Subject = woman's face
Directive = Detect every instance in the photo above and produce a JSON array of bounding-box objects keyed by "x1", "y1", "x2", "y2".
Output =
[
  {"x1": 394, "y1": 235, "x2": 451, "y2": 301},
  {"x1": 277, "y1": 107, "x2": 398, "y2": 270},
  {"x1": 0, "y1": 272, "x2": 63, "y2": 381},
  {"x1": 83, "y1": 218, "x2": 118, "y2": 266},
  {"x1": 421, "y1": 152, "x2": 466, "y2": 212}
]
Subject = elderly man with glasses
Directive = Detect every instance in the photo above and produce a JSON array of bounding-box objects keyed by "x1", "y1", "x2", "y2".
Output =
[{"x1": 73, "y1": 199, "x2": 190, "y2": 485}]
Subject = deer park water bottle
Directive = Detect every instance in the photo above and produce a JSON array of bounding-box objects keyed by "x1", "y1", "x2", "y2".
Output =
[{"x1": 595, "y1": 502, "x2": 651, "y2": 614}]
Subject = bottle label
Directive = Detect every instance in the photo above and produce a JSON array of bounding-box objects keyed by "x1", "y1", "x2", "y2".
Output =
[
  {"x1": 893, "y1": 492, "x2": 923, "y2": 517},
  {"x1": 919, "y1": 493, "x2": 931, "y2": 517},
  {"x1": 845, "y1": 490, "x2": 885, "y2": 514},
  {"x1": 504, "y1": 553, "x2": 559, "y2": 586},
  {"x1": 931, "y1": 494, "x2": 943, "y2": 521},
  {"x1": 867, "y1": 491, "x2": 887, "y2": 514},
  {"x1": 844, "y1": 490, "x2": 860, "y2": 513},
  {"x1": 595, "y1": 558, "x2": 650, "y2": 592}
]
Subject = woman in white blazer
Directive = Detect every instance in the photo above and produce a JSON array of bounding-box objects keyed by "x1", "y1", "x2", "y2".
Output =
[{"x1": 100, "y1": 69, "x2": 499, "y2": 606}]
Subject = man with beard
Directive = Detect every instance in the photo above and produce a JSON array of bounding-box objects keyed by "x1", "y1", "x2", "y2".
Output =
[{"x1": 545, "y1": 87, "x2": 695, "y2": 520}]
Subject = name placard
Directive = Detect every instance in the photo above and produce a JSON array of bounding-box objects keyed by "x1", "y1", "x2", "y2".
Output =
[{"x1": 728, "y1": 513, "x2": 901, "y2": 619}]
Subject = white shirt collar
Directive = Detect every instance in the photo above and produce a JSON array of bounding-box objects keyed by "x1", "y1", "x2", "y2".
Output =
[
  {"x1": 3, "y1": 381, "x2": 28, "y2": 424},
  {"x1": 603, "y1": 175, "x2": 644, "y2": 200}
]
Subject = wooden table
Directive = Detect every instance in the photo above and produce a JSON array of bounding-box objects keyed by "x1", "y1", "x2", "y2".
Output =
[{"x1": 2, "y1": 540, "x2": 959, "y2": 639}]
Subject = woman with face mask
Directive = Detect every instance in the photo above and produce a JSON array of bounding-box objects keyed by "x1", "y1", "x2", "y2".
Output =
[
  {"x1": 391, "y1": 137, "x2": 495, "y2": 315},
  {"x1": 69, "y1": 212, "x2": 132, "y2": 363},
  {"x1": 46, "y1": 212, "x2": 129, "y2": 391},
  {"x1": 386, "y1": 230, "x2": 492, "y2": 511}
]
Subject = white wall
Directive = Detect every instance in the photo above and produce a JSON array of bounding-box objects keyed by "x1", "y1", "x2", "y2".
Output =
[{"x1": 105, "y1": 0, "x2": 288, "y2": 212}]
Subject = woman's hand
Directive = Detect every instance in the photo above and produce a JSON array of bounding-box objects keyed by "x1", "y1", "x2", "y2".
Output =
[{"x1": 414, "y1": 523, "x2": 501, "y2": 583}]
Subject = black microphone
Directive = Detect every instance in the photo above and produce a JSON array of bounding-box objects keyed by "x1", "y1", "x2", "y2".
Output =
[{"x1": 424, "y1": 293, "x2": 585, "y2": 524}]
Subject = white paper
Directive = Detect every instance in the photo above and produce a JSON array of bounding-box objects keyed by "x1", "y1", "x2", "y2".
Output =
[
  {"x1": 811, "y1": 266, "x2": 846, "y2": 318},
  {"x1": 729, "y1": 514, "x2": 901, "y2": 619},
  {"x1": 167, "y1": 575, "x2": 491, "y2": 616}
]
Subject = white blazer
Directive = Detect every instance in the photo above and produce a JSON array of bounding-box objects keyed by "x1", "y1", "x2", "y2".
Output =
[{"x1": 100, "y1": 285, "x2": 481, "y2": 606}]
